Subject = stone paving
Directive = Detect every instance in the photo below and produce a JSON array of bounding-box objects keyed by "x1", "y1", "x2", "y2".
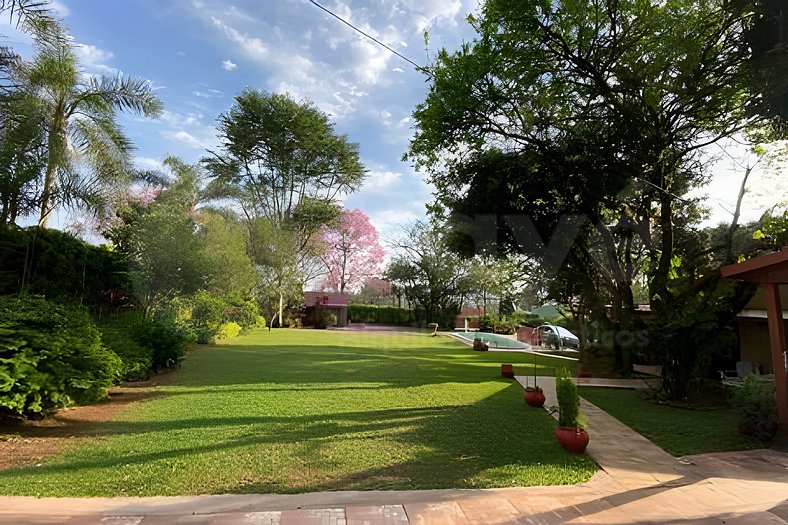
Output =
[{"x1": 2, "y1": 376, "x2": 787, "y2": 524}]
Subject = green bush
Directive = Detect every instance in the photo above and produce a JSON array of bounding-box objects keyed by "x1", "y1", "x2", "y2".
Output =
[
  {"x1": 217, "y1": 321, "x2": 242, "y2": 339},
  {"x1": 189, "y1": 291, "x2": 226, "y2": 344},
  {"x1": 479, "y1": 314, "x2": 496, "y2": 332},
  {"x1": 555, "y1": 368, "x2": 586, "y2": 429},
  {"x1": 222, "y1": 295, "x2": 260, "y2": 332},
  {"x1": 348, "y1": 304, "x2": 414, "y2": 325},
  {"x1": 733, "y1": 374, "x2": 778, "y2": 444},
  {"x1": 132, "y1": 318, "x2": 189, "y2": 372},
  {"x1": 98, "y1": 311, "x2": 152, "y2": 381},
  {"x1": 0, "y1": 295, "x2": 121, "y2": 418},
  {"x1": 256, "y1": 315, "x2": 266, "y2": 329}
]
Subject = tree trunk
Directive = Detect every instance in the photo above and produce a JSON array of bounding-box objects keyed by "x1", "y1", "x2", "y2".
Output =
[
  {"x1": 39, "y1": 109, "x2": 66, "y2": 228},
  {"x1": 278, "y1": 291, "x2": 284, "y2": 328}
]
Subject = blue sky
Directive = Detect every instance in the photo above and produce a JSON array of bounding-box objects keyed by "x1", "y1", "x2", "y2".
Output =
[
  {"x1": 2, "y1": 0, "x2": 480, "y2": 238},
  {"x1": 2, "y1": 0, "x2": 785, "y2": 238}
]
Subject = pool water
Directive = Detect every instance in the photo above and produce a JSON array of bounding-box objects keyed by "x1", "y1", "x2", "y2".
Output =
[{"x1": 451, "y1": 331, "x2": 531, "y2": 349}]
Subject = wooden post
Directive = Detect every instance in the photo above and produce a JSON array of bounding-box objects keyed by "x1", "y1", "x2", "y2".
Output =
[{"x1": 764, "y1": 283, "x2": 788, "y2": 435}]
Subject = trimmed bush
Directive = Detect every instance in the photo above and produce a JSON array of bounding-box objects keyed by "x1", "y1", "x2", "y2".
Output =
[
  {"x1": 0, "y1": 295, "x2": 121, "y2": 418},
  {"x1": 217, "y1": 321, "x2": 242, "y2": 339},
  {"x1": 348, "y1": 304, "x2": 414, "y2": 325}
]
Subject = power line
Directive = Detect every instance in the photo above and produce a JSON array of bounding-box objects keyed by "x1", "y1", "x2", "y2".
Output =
[{"x1": 307, "y1": 0, "x2": 429, "y2": 75}]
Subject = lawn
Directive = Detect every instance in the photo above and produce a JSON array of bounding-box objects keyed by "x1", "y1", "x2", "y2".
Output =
[
  {"x1": 0, "y1": 329, "x2": 596, "y2": 496},
  {"x1": 579, "y1": 387, "x2": 762, "y2": 456}
]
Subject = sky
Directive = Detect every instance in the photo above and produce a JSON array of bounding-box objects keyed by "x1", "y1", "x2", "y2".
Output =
[{"x1": 2, "y1": 0, "x2": 786, "y2": 241}]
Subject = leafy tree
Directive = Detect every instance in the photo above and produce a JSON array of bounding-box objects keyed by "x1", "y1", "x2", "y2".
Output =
[
  {"x1": 386, "y1": 221, "x2": 470, "y2": 327},
  {"x1": 320, "y1": 208, "x2": 385, "y2": 294},
  {"x1": 204, "y1": 89, "x2": 366, "y2": 322},
  {"x1": 408, "y1": 0, "x2": 785, "y2": 381}
]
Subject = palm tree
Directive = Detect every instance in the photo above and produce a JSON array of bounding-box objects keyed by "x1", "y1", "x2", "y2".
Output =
[{"x1": 25, "y1": 27, "x2": 162, "y2": 226}]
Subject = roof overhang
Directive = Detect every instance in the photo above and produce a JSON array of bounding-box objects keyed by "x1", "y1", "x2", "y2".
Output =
[{"x1": 720, "y1": 247, "x2": 788, "y2": 284}]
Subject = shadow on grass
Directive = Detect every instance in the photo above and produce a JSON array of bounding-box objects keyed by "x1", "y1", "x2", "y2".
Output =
[{"x1": 0, "y1": 384, "x2": 595, "y2": 494}]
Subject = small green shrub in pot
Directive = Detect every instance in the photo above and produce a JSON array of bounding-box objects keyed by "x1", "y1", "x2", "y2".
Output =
[
  {"x1": 555, "y1": 368, "x2": 587, "y2": 429},
  {"x1": 733, "y1": 373, "x2": 778, "y2": 444}
]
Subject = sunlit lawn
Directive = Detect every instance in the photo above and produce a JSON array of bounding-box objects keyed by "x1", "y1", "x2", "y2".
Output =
[
  {"x1": 0, "y1": 329, "x2": 596, "y2": 496},
  {"x1": 579, "y1": 387, "x2": 762, "y2": 456}
]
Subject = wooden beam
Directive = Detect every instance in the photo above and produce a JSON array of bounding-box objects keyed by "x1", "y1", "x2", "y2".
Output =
[{"x1": 764, "y1": 283, "x2": 788, "y2": 435}]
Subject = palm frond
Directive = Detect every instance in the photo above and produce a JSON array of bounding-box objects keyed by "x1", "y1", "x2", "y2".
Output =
[{"x1": 81, "y1": 74, "x2": 163, "y2": 118}]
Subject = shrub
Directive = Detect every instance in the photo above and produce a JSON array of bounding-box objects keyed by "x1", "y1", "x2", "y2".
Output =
[
  {"x1": 217, "y1": 321, "x2": 242, "y2": 339},
  {"x1": 493, "y1": 318, "x2": 517, "y2": 335},
  {"x1": 347, "y1": 304, "x2": 414, "y2": 325},
  {"x1": 256, "y1": 315, "x2": 266, "y2": 329},
  {"x1": 0, "y1": 226, "x2": 129, "y2": 305},
  {"x1": 132, "y1": 318, "x2": 189, "y2": 372},
  {"x1": 98, "y1": 311, "x2": 152, "y2": 381},
  {"x1": 555, "y1": 368, "x2": 586, "y2": 429},
  {"x1": 479, "y1": 314, "x2": 496, "y2": 332},
  {"x1": 0, "y1": 295, "x2": 121, "y2": 418},
  {"x1": 733, "y1": 373, "x2": 778, "y2": 444},
  {"x1": 222, "y1": 296, "x2": 260, "y2": 332},
  {"x1": 189, "y1": 291, "x2": 226, "y2": 343}
]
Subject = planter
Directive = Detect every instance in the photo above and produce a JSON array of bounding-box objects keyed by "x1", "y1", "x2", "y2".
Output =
[
  {"x1": 501, "y1": 364, "x2": 515, "y2": 379},
  {"x1": 555, "y1": 427, "x2": 589, "y2": 454},
  {"x1": 579, "y1": 368, "x2": 592, "y2": 378},
  {"x1": 473, "y1": 339, "x2": 489, "y2": 352},
  {"x1": 524, "y1": 387, "x2": 546, "y2": 407}
]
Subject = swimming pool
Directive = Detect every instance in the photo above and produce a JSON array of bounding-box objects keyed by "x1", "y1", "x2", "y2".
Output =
[{"x1": 451, "y1": 331, "x2": 531, "y2": 349}]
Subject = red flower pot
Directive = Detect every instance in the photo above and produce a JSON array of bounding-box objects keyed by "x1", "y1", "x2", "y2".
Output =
[
  {"x1": 555, "y1": 427, "x2": 589, "y2": 454},
  {"x1": 524, "y1": 387, "x2": 546, "y2": 407},
  {"x1": 501, "y1": 364, "x2": 515, "y2": 378}
]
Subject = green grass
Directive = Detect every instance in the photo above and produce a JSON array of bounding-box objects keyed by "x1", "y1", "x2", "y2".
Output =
[
  {"x1": 579, "y1": 387, "x2": 762, "y2": 456},
  {"x1": 0, "y1": 329, "x2": 595, "y2": 496}
]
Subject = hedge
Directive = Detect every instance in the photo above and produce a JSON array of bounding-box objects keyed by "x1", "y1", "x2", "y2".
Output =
[{"x1": 348, "y1": 304, "x2": 415, "y2": 325}]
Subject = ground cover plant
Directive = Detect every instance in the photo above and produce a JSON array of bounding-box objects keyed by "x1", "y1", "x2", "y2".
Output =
[
  {"x1": 0, "y1": 330, "x2": 595, "y2": 496},
  {"x1": 579, "y1": 387, "x2": 762, "y2": 456}
]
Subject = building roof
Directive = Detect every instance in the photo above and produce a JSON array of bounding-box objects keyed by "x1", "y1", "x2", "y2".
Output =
[
  {"x1": 304, "y1": 291, "x2": 349, "y2": 308},
  {"x1": 720, "y1": 247, "x2": 788, "y2": 284}
]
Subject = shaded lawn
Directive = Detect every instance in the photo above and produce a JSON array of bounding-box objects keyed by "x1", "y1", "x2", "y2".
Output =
[
  {"x1": 0, "y1": 329, "x2": 595, "y2": 496},
  {"x1": 579, "y1": 387, "x2": 762, "y2": 457}
]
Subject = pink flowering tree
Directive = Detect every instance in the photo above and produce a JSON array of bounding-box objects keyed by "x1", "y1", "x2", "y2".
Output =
[{"x1": 321, "y1": 209, "x2": 385, "y2": 294}]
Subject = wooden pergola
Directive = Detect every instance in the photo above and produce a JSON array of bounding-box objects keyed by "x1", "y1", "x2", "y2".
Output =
[{"x1": 721, "y1": 247, "x2": 788, "y2": 437}]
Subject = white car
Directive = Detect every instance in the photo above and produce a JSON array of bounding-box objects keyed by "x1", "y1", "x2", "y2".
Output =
[{"x1": 535, "y1": 324, "x2": 580, "y2": 349}]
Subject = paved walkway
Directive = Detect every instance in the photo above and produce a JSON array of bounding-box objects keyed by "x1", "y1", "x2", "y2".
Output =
[{"x1": 2, "y1": 377, "x2": 787, "y2": 524}]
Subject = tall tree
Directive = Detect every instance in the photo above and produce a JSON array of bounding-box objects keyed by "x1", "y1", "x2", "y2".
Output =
[
  {"x1": 205, "y1": 89, "x2": 366, "y2": 323},
  {"x1": 408, "y1": 0, "x2": 785, "y2": 376},
  {"x1": 320, "y1": 208, "x2": 384, "y2": 294},
  {"x1": 22, "y1": 27, "x2": 162, "y2": 226}
]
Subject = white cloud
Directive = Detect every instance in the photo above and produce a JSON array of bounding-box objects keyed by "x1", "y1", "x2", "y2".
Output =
[
  {"x1": 134, "y1": 156, "x2": 164, "y2": 172},
  {"x1": 160, "y1": 110, "x2": 205, "y2": 128},
  {"x1": 364, "y1": 170, "x2": 402, "y2": 191},
  {"x1": 211, "y1": 15, "x2": 269, "y2": 62},
  {"x1": 192, "y1": 88, "x2": 224, "y2": 98},
  {"x1": 222, "y1": 59, "x2": 237, "y2": 71},
  {"x1": 74, "y1": 43, "x2": 117, "y2": 74},
  {"x1": 392, "y1": 67, "x2": 404, "y2": 73},
  {"x1": 50, "y1": 0, "x2": 70, "y2": 17},
  {"x1": 166, "y1": 130, "x2": 209, "y2": 149}
]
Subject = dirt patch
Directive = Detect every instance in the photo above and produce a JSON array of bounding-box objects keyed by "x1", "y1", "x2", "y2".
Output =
[{"x1": 0, "y1": 375, "x2": 173, "y2": 471}]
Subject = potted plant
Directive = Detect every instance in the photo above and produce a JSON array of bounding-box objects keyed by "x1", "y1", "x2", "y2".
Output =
[
  {"x1": 554, "y1": 368, "x2": 589, "y2": 454},
  {"x1": 523, "y1": 353, "x2": 545, "y2": 407}
]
